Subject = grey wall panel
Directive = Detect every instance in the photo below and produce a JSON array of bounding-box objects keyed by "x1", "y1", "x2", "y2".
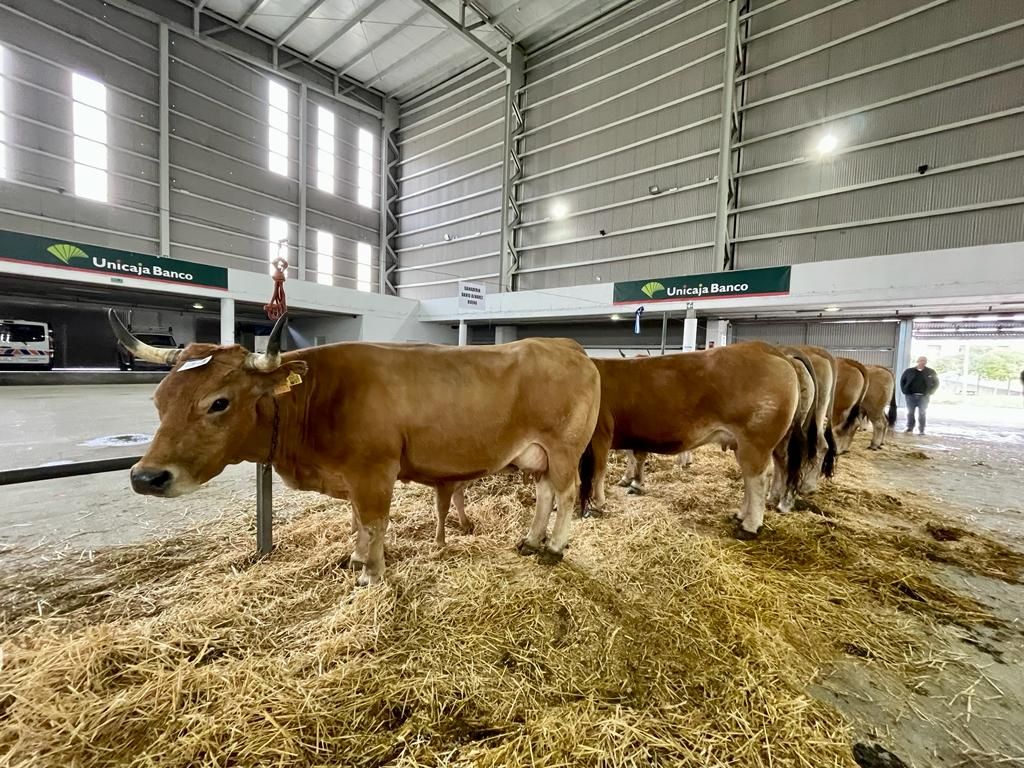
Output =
[
  {"x1": 731, "y1": 320, "x2": 899, "y2": 369},
  {"x1": 733, "y1": 0, "x2": 1024, "y2": 268},
  {"x1": 396, "y1": 66, "x2": 504, "y2": 299}
]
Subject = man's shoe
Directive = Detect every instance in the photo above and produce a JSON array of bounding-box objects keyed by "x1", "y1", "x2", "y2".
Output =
[{"x1": 904, "y1": 428, "x2": 913, "y2": 433}]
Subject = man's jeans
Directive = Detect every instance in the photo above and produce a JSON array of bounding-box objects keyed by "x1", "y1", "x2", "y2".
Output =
[{"x1": 905, "y1": 393, "x2": 929, "y2": 433}]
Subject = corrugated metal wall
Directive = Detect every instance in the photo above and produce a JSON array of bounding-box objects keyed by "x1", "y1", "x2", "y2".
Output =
[
  {"x1": 515, "y1": 0, "x2": 725, "y2": 290},
  {"x1": 393, "y1": 63, "x2": 505, "y2": 300},
  {"x1": 0, "y1": 0, "x2": 381, "y2": 288},
  {"x1": 732, "y1": 0, "x2": 1024, "y2": 268},
  {"x1": 732, "y1": 320, "x2": 899, "y2": 368}
]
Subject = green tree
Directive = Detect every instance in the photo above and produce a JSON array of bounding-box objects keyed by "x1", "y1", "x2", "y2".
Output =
[
  {"x1": 931, "y1": 354, "x2": 963, "y2": 375},
  {"x1": 972, "y1": 349, "x2": 1024, "y2": 382}
]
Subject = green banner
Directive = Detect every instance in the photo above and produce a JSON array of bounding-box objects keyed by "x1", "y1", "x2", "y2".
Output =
[
  {"x1": 0, "y1": 229, "x2": 228, "y2": 289},
  {"x1": 613, "y1": 266, "x2": 791, "y2": 304}
]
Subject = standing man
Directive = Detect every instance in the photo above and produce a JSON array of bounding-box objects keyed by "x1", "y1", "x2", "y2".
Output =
[{"x1": 900, "y1": 356, "x2": 940, "y2": 435}]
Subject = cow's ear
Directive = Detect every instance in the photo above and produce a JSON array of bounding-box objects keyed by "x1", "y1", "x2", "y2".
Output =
[{"x1": 257, "y1": 359, "x2": 309, "y2": 395}]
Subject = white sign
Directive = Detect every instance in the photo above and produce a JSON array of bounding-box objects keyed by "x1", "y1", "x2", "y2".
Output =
[{"x1": 458, "y1": 280, "x2": 486, "y2": 310}]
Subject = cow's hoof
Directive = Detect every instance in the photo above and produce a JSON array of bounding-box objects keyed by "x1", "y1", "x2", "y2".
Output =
[
  {"x1": 616, "y1": 477, "x2": 632, "y2": 488},
  {"x1": 460, "y1": 519, "x2": 476, "y2": 534},
  {"x1": 348, "y1": 557, "x2": 365, "y2": 571},
  {"x1": 626, "y1": 485, "x2": 644, "y2": 496},
  {"x1": 537, "y1": 548, "x2": 564, "y2": 566},
  {"x1": 735, "y1": 526, "x2": 760, "y2": 541},
  {"x1": 355, "y1": 569, "x2": 382, "y2": 587},
  {"x1": 581, "y1": 506, "x2": 604, "y2": 519},
  {"x1": 516, "y1": 538, "x2": 543, "y2": 556}
]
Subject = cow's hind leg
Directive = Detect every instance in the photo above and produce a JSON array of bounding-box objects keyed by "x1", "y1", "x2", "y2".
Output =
[
  {"x1": 625, "y1": 451, "x2": 648, "y2": 495},
  {"x1": 869, "y1": 417, "x2": 887, "y2": 449},
  {"x1": 736, "y1": 444, "x2": 772, "y2": 538},
  {"x1": 538, "y1": 457, "x2": 579, "y2": 565},
  {"x1": 617, "y1": 451, "x2": 638, "y2": 487},
  {"x1": 677, "y1": 450, "x2": 693, "y2": 468},
  {"x1": 518, "y1": 478, "x2": 554, "y2": 556},
  {"x1": 583, "y1": 430, "x2": 612, "y2": 518},
  {"x1": 452, "y1": 484, "x2": 474, "y2": 533}
]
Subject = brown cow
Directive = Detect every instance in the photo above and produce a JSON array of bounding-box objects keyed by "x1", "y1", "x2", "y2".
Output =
[
  {"x1": 858, "y1": 365, "x2": 898, "y2": 450},
  {"x1": 831, "y1": 357, "x2": 871, "y2": 454},
  {"x1": 109, "y1": 311, "x2": 601, "y2": 585},
  {"x1": 580, "y1": 342, "x2": 809, "y2": 538},
  {"x1": 782, "y1": 345, "x2": 838, "y2": 493}
]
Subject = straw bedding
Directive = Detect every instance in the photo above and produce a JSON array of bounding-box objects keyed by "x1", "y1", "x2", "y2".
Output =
[{"x1": 1, "y1": 440, "x2": 1022, "y2": 768}]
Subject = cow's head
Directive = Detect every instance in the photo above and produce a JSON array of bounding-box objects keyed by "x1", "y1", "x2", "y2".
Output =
[{"x1": 110, "y1": 310, "x2": 307, "y2": 497}]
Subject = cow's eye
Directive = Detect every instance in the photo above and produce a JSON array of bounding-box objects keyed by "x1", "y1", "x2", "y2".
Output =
[{"x1": 208, "y1": 398, "x2": 230, "y2": 414}]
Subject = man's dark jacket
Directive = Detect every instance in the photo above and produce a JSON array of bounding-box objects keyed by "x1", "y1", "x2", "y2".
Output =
[{"x1": 900, "y1": 366, "x2": 939, "y2": 396}]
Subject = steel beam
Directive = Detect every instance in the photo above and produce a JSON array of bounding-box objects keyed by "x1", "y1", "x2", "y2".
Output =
[
  {"x1": 364, "y1": 28, "x2": 448, "y2": 88},
  {"x1": 297, "y1": 83, "x2": 308, "y2": 281},
  {"x1": 295, "y1": 0, "x2": 391, "y2": 66},
  {"x1": 158, "y1": 22, "x2": 170, "y2": 256},
  {"x1": 238, "y1": 0, "x2": 271, "y2": 29},
  {"x1": 336, "y1": 10, "x2": 428, "y2": 79},
  {"x1": 276, "y1": 0, "x2": 330, "y2": 47},
  {"x1": 712, "y1": 0, "x2": 740, "y2": 271},
  {"x1": 411, "y1": 0, "x2": 508, "y2": 70},
  {"x1": 379, "y1": 97, "x2": 400, "y2": 295}
]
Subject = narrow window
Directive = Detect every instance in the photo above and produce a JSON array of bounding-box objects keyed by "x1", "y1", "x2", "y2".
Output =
[
  {"x1": 268, "y1": 216, "x2": 288, "y2": 274},
  {"x1": 357, "y1": 241, "x2": 371, "y2": 292},
  {"x1": 72, "y1": 72, "x2": 107, "y2": 201},
  {"x1": 268, "y1": 80, "x2": 289, "y2": 176}
]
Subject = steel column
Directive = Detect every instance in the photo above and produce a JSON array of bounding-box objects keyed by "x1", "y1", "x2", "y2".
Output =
[
  {"x1": 256, "y1": 462, "x2": 273, "y2": 555},
  {"x1": 298, "y1": 83, "x2": 308, "y2": 281},
  {"x1": 499, "y1": 44, "x2": 525, "y2": 292},
  {"x1": 713, "y1": 0, "x2": 740, "y2": 271},
  {"x1": 660, "y1": 313, "x2": 668, "y2": 355},
  {"x1": 458, "y1": 320, "x2": 468, "y2": 346},
  {"x1": 158, "y1": 23, "x2": 170, "y2": 256},
  {"x1": 682, "y1": 308, "x2": 698, "y2": 352},
  {"x1": 220, "y1": 298, "x2": 235, "y2": 344},
  {"x1": 379, "y1": 98, "x2": 400, "y2": 295},
  {"x1": 894, "y1": 319, "x2": 914, "y2": 407}
]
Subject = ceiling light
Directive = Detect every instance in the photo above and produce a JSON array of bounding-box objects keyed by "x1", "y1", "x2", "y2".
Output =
[
  {"x1": 610, "y1": 314, "x2": 621, "y2": 321},
  {"x1": 192, "y1": 302, "x2": 204, "y2": 310},
  {"x1": 824, "y1": 306, "x2": 841, "y2": 312},
  {"x1": 816, "y1": 133, "x2": 838, "y2": 155},
  {"x1": 551, "y1": 202, "x2": 568, "y2": 220}
]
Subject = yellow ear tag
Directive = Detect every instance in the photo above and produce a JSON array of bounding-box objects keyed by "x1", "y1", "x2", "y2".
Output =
[{"x1": 273, "y1": 371, "x2": 303, "y2": 397}]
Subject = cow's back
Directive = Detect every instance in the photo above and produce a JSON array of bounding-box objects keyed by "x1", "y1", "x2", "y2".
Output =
[
  {"x1": 594, "y1": 342, "x2": 797, "y2": 451},
  {"x1": 289, "y1": 338, "x2": 598, "y2": 482}
]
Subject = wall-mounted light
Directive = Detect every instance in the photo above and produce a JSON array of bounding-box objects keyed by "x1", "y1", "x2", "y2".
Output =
[
  {"x1": 610, "y1": 314, "x2": 621, "y2": 321},
  {"x1": 816, "y1": 133, "x2": 838, "y2": 155},
  {"x1": 443, "y1": 233, "x2": 451, "y2": 241},
  {"x1": 824, "y1": 306, "x2": 841, "y2": 312},
  {"x1": 192, "y1": 302, "x2": 204, "y2": 310},
  {"x1": 648, "y1": 185, "x2": 661, "y2": 195},
  {"x1": 550, "y1": 202, "x2": 568, "y2": 219}
]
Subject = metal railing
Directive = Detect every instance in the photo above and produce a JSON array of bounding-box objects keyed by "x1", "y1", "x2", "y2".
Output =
[{"x1": 0, "y1": 458, "x2": 275, "y2": 555}]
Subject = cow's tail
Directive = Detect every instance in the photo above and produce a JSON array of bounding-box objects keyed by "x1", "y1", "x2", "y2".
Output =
[
  {"x1": 886, "y1": 383, "x2": 898, "y2": 427},
  {"x1": 843, "y1": 359, "x2": 871, "y2": 429},
  {"x1": 578, "y1": 440, "x2": 596, "y2": 516},
  {"x1": 822, "y1": 424, "x2": 837, "y2": 478},
  {"x1": 788, "y1": 349, "x2": 820, "y2": 461}
]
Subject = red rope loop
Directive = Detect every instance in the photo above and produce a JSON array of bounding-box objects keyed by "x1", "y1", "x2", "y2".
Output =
[{"x1": 265, "y1": 256, "x2": 288, "y2": 320}]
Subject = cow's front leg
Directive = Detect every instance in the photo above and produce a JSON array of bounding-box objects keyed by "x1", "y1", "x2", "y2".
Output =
[
  {"x1": 618, "y1": 451, "x2": 638, "y2": 487},
  {"x1": 626, "y1": 451, "x2": 647, "y2": 495},
  {"x1": 350, "y1": 507, "x2": 369, "y2": 570},
  {"x1": 518, "y1": 479, "x2": 554, "y2": 555},
  {"x1": 351, "y1": 478, "x2": 395, "y2": 587}
]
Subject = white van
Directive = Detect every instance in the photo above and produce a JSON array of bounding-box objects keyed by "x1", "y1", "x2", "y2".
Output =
[{"x1": 0, "y1": 319, "x2": 55, "y2": 370}]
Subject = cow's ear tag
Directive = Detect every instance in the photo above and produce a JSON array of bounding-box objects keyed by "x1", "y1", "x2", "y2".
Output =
[
  {"x1": 274, "y1": 371, "x2": 303, "y2": 397},
  {"x1": 178, "y1": 355, "x2": 212, "y2": 372}
]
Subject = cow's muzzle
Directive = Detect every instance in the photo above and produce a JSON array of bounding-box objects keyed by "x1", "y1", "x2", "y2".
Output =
[{"x1": 131, "y1": 466, "x2": 174, "y2": 496}]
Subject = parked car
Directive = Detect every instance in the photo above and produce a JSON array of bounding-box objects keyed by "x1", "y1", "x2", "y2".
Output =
[
  {"x1": 0, "y1": 319, "x2": 55, "y2": 370},
  {"x1": 117, "y1": 330, "x2": 182, "y2": 370}
]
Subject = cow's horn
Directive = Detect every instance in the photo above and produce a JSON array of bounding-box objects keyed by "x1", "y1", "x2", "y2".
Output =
[
  {"x1": 107, "y1": 309, "x2": 182, "y2": 366},
  {"x1": 244, "y1": 314, "x2": 287, "y2": 371}
]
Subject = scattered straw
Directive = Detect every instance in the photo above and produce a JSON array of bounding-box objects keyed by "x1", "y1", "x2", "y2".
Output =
[{"x1": 1, "y1": 438, "x2": 1021, "y2": 767}]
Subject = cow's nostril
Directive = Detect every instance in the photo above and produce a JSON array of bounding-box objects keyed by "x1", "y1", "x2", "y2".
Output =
[{"x1": 131, "y1": 467, "x2": 174, "y2": 495}]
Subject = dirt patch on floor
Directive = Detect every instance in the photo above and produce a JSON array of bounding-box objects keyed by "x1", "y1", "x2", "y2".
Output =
[{"x1": 1, "y1": 444, "x2": 1023, "y2": 767}]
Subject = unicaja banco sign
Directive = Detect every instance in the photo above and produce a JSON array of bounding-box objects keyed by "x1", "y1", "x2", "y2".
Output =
[
  {"x1": 613, "y1": 266, "x2": 791, "y2": 304},
  {"x1": 0, "y1": 230, "x2": 228, "y2": 289}
]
